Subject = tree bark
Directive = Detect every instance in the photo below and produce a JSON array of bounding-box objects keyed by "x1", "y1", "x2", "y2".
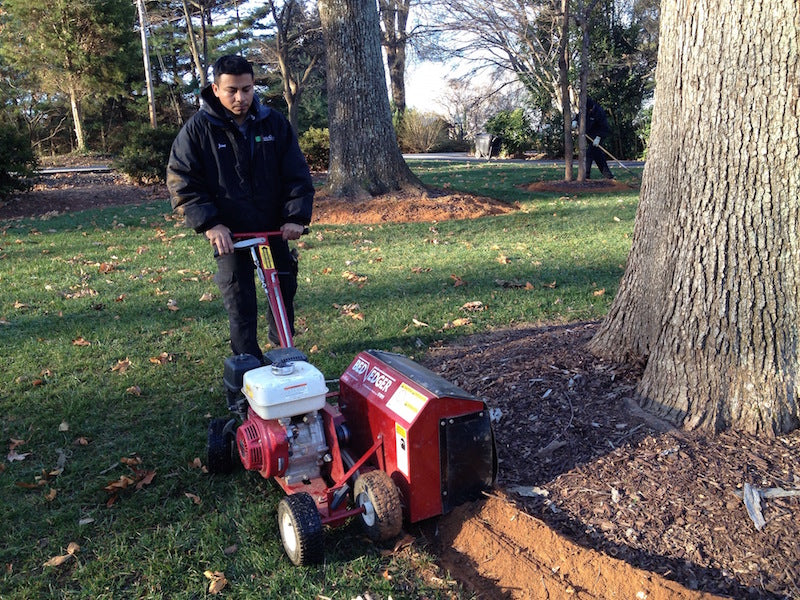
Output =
[
  {"x1": 589, "y1": 0, "x2": 800, "y2": 435},
  {"x1": 318, "y1": 0, "x2": 423, "y2": 198},
  {"x1": 379, "y1": 0, "x2": 410, "y2": 115},
  {"x1": 558, "y1": 0, "x2": 572, "y2": 181},
  {"x1": 68, "y1": 84, "x2": 86, "y2": 153}
]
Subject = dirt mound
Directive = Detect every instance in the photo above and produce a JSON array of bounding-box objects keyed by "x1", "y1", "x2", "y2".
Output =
[{"x1": 435, "y1": 493, "x2": 726, "y2": 600}]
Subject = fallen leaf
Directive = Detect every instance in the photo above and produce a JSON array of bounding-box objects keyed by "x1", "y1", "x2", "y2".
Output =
[
  {"x1": 45, "y1": 488, "x2": 57, "y2": 501},
  {"x1": 9, "y1": 438, "x2": 25, "y2": 451},
  {"x1": 450, "y1": 274, "x2": 466, "y2": 287},
  {"x1": 189, "y1": 457, "x2": 203, "y2": 469},
  {"x1": 149, "y1": 352, "x2": 174, "y2": 365},
  {"x1": 166, "y1": 299, "x2": 179, "y2": 311},
  {"x1": 111, "y1": 358, "x2": 132, "y2": 373},
  {"x1": 120, "y1": 456, "x2": 142, "y2": 467},
  {"x1": 185, "y1": 492, "x2": 202, "y2": 505},
  {"x1": 104, "y1": 475, "x2": 135, "y2": 493},
  {"x1": 593, "y1": 288, "x2": 605, "y2": 296},
  {"x1": 460, "y1": 301, "x2": 485, "y2": 312},
  {"x1": 43, "y1": 543, "x2": 80, "y2": 567},
  {"x1": 199, "y1": 292, "x2": 214, "y2": 302},
  {"x1": 497, "y1": 254, "x2": 511, "y2": 264},
  {"x1": 411, "y1": 318, "x2": 429, "y2": 328},
  {"x1": 135, "y1": 470, "x2": 156, "y2": 490},
  {"x1": 74, "y1": 437, "x2": 90, "y2": 446},
  {"x1": 7, "y1": 449, "x2": 30, "y2": 462},
  {"x1": 204, "y1": 570, "x2": 228, "y2": 594},
  {"x1": 58, "y1": 421, "x2": 69, "y2": 432},
  {"x1": 72, "y1": 337, "x2": 91, "y2": 346},
  {"x1": 98, "y1": 262, "x2": 116, "y2": 273},
  {"x1": 223, "y1": 544, "x2": 238, "y2": 555},
  {"x1": 126, "y1": 385, "x2": 142, "y2": 396}
]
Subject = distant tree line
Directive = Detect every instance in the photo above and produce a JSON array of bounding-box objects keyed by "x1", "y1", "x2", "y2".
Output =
[{"x1": 0, "y1": 0, "x2": 658, "y2": 192}]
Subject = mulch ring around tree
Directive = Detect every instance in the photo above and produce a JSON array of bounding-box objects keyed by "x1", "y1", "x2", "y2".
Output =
[{"x1": 521, "y1": 178, "x2": 638, "y2": 194}]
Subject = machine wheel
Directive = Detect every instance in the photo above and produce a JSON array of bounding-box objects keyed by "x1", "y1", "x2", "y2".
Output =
[
  {"x1": 354, "y1": 470, "x2": 403, "y2": 542},
  {"x1": 277, "y1": 493, "x2": 324, "y2": 566},
  {"x1": 207, "y1": 418, "x2": 237, "y2": 474}
]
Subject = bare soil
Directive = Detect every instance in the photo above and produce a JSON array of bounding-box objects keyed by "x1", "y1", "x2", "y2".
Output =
[{"x1": 3, "y1": 167, "x2": 798, "y2": 600}]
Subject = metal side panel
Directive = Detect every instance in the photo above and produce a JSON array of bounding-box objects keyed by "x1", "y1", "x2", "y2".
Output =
[{"x1": 439, "y1": 409, "x2": 496, "y2": 514}]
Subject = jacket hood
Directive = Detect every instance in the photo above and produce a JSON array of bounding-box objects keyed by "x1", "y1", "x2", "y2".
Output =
[{"x1": 199, "y1": 83, "x2": 271, "y2": 124}]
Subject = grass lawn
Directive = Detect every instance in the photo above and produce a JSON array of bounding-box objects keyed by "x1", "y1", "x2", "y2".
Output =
[{"x1": 0, "y1": 160, "x2": 639, "y2": 599}]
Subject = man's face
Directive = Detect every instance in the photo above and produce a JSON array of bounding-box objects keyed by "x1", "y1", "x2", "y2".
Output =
[{"x1": 212, "y1": 73, "x2": 255, "y2": 122}]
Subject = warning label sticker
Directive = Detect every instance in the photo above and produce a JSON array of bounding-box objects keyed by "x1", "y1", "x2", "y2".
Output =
[
  {"x1": 386, "y1": 382, "x2": 428, "y2": 423},
  {"x1": 395, "y1": 423, "x2": 409, "y2": 476}
]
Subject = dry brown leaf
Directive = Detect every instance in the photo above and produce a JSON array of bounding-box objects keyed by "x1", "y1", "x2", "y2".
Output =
[
  {"x1": 204, "y1": 570, "x2": 228, "y2": 595},
  {"x1": 104, "y1": 475, "x2": 135, "y2": 493},
  {"x1": 120, "y1": 456, "x2": 142, "y2": 467},
  {"x1": 9, "y1": 438, "x2": 25, "y2": 451},
  {"x1": 166, "y1": 299, "x2": 179, "y2": 311},
  {"x1": 199, "y1": 292, "x2": 215, "y2": 302},
  {"x1": 111, "y1": 358, "x2": 132, "y2": 373},
  {"x1": 126, "y1": 385, "x2": 142, "y2": 396},
  {"x1": 74, "y1": 437, "x2": 90, "y2": 446},
  {"x1": 411, "y1": 318, "x2": 429, "y2": 328},
  {"x1": 497, "y1": 254, "x2": 511, "y2": 264},
  {"x1": 45, "y1": 487, "x2": 57, "y2": 501},
  {"x1": 135, "y1": 470, "x2": 156, "y2": 490},
  {"x1": 593, "y1": 288, "x2": 606, "y2": 296},
  {"x1": 185, "y1": 492, "x2": 202, "y2": 505},
  {"x1": 450, "y1": 274, "x2": 467, "y2": 287},
  {"x1": 43, "y1": 543, "x2": 80, "y2": 567},
  {"x1": 58, "y1": 421, "x2": 69, "y2": 432},
  {"x1": 72, "y1": 337, "x2": 91, "y2": 347},
  {"x1": 460, "y1": 301, "x2": 485, "y2": 312},
  {"x1": 149, "y1": 352, "x2": 174, "y2": 365}
]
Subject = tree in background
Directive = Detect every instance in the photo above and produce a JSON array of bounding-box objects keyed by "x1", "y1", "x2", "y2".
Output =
[
  {"x1": 0, "y1": 0, "x2": 137, "y2": 152},
  {"x1": 589, "y1": 0, "x2": 800, "y2": 435},
  {"x1": 248, "y1": 0, "x2": 325, "y2": 133},
  {"x1": 318, "y1": 0, "x2": 423, "y2": 197},
  {"x1": 378, "y1": 0, "x2": 414, "y2": 116}
]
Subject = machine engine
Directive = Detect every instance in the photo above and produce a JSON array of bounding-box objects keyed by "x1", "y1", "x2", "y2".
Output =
[{"x1": 225, "y1": 354, "x2": 330, "y2": 484}]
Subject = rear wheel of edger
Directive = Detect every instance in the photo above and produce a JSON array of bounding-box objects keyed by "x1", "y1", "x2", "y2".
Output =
[
  {"x1": 354, "y1": 470, "x2": 403, "y2": 542},
  {"x1": 277, "y1": 493, "x2": 324, "y2": 566},
  {"x1": 207, "y1": 418, "x2": 237, "y2": 474}
]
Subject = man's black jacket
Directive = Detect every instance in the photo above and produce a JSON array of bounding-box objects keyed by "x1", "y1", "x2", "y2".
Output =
[{"x1": 166, "y1": 85, "x2": 314, "y2": 234}]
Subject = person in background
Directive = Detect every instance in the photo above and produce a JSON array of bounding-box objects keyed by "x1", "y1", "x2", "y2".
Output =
[
  {"x1": 573, "y1": 97, "x2": 614, "y2": 180},
  {"x1": 167, "y1": 55, "x2": 314, "y2": 362}
]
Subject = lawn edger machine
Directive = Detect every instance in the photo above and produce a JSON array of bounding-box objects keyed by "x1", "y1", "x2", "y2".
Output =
[{"x1": 206, "y1": 231, "x2": 497, "y2": 565}]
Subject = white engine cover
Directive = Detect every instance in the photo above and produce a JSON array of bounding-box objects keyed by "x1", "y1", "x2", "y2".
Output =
[{"x1": 243, "y1": 361, "x2": 328, "y2": 420}]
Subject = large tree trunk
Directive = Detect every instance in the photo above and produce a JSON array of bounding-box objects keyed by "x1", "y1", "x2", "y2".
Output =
[
  {"x1": 318, "y1": 0, "x2": 423, "y2": 198},
  {"x1": 589, "y1": 0, "x2": 800, "y2": 435}
]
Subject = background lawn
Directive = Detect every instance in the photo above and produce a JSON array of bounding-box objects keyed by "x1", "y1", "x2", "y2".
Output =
[{"x1": 0, "y1": 161, "x2": 639, "y2": 599}]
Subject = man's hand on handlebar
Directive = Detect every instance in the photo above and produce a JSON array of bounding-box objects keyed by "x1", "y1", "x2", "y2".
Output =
[
  {"x1": 205, "y1": 224, "x2": 234, "y2": 255},
  {"x1": 280, "y1": 223, "x2": 305, "y2": 241}
]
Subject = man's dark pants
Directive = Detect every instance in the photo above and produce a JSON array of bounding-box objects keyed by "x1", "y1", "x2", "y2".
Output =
[
  {"x1": 213, "y1": 241, "x2": 298, "y2": 361},
  {"x1": 586, "y1": 145, "x2": 614, "y2": 179}
]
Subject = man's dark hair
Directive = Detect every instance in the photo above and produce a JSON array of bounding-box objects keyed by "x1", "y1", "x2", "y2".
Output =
[{"x1": 213, "y1": 55, "x2": 254, "y2": 80}]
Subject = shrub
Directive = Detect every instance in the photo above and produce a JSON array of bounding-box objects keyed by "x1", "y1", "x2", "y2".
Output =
[
  {"x1": 114, "y1": 126, "x2": 178, "y2": 184},
  {"x1": 299, "y1": 127, "x2": 329, "y2": 171},
  {"x1": 0, "y1": 128, "x2": 38, "y2": 200},
  {"x1": 485, "y1": 109, "x2": 535, "y2": 157},
  {"x1": 396, "y1": 109, "x2": 448, "y2": 153}
]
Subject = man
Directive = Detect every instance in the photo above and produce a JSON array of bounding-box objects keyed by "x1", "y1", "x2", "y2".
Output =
[
  {"x1": 167, "y1": 55, "x2": 314, "y2": 362},
  {"x1": 583, "y1": 97, "x2": 614, "y2": 180}
]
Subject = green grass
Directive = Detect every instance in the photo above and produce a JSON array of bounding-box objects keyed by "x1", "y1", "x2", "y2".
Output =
[{"x1": 0, "y1": 161, "x2": 639, "y2": 599}]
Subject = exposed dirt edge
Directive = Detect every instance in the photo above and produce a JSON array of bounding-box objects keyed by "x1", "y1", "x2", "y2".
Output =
[{"x1": 434, "y1": 492, "x2": 728, "y2": 600}]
